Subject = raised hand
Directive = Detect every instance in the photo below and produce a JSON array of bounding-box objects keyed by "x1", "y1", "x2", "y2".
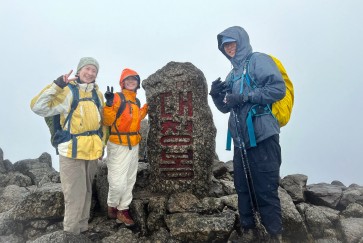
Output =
[
  {"x1": 209, "y1": 77, "x2": 226, "y2": 98},
  {"x1": 54, "y1": 69, "x2": 78, "y2": 88},
  {"x1": 63, "y1": 70, "x2": 77, "y2": 84},
  {"x1": 104, "y1": 86, "x2": 114, "y2": 107}
]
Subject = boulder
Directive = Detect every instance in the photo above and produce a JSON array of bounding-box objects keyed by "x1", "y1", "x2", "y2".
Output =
[
  {"x1": 337, "y1": 185, "x2": 363, "y2": 210},
  {"x1": 13, "y1": 153, "x2": 55, "y2": 185},
  {"x1": 339, "y1": 218, "x2": 363, "y2": 243},
  {"x1": 279, "y1": 187, "x2": 310, "y2": 242},
  {"x1": 280, "y1": 174, "x2": 308, "y2": 203},
  {"x1": 142, "y1": 61, "x2": 216, "y2": 197},
  {"x1": 305, "y1": 183, "x2": 344, "y2": 209},
  {"x1": 0, "y1": 185, "x2": 30, "y2": 213},
  {"x1": 12, "y1": 183, "x2": 64, "y2": 220},
  {"x1": 165, "y1": 210, "x2": 235, "y2": 242}
]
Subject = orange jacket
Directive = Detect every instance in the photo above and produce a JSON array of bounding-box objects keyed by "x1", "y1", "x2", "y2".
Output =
[{"x1": 103, "y1": 89, "x2": 148, "y2": 146}]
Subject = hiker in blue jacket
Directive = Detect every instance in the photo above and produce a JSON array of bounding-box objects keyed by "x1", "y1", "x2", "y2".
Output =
[{"x1": 209, "y1": 26, "x2": 286, "y2": 242}]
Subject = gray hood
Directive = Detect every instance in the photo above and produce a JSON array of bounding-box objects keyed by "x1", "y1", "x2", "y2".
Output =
[{"x1": 217, "y1": 26, "x2": 253, "y2": 68}]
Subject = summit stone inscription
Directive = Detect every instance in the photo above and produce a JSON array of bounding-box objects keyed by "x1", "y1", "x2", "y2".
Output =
[{"x1": 142, "y1": 62, "x2": 216, "y2": 196}]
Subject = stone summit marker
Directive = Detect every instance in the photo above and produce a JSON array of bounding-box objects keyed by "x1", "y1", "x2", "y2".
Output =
[{"x1": 142, "y1": 62, "x2": 216, "y2": 197}]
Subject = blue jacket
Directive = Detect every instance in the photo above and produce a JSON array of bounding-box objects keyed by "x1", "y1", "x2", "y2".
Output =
[{"x1": 214, "y1": 26, "x2": 286, "y2": 148}]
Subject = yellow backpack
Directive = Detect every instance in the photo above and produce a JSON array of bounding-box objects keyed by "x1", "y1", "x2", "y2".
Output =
[
  {"x1": 269, "y1": 55, "x2": 294, "y2": 127},
  {"x1": 226, "y1": 53, "x2": 294, "y2": 149}
]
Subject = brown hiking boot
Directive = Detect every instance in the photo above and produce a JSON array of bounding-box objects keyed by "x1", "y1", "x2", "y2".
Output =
[
  {"x1": 107, "y1": 207, "x2": 118, "y2": 219},
  {"x1": 116, "y1": 209, "x2": 135, "y2": 226}
]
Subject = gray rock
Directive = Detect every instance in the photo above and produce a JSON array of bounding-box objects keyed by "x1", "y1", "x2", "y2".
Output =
[
  {"x1": 278, "y1": 187, "x2": 310, "y2": 242},
  {"x1": 0, "y1": 184, "x2": 29, "y2": 213},
  {"x1": 2, "y1": 159, "x2": 14, "y2": 173},
  {"x1": 147, "y1": 196, "x2": 167, "y2": 232},
  {"x1": 220, "y1": 194, "x2": 238, "y2": 211},
  {"x1": 200, "y1": 197, "x2": 224, "y2": 214},
  {"x1": 225, "y1": 160, "x2": 234, "y2": 174},
  {"x1": 280, "y1": 174, "x2": 308, "y2": 203},
  {"x1": 167, "y1": 192, "x2": 201, "y2": 213},
  {"x1": 102, "y1": 228, "x2": 138, "y2": 243},
  {"x1": 95, "y1": 160, "x2": 108, "y2": 213},
  {"x1": 219, "y1": 179, "x2": 236, "y2": 195},
  {"x1": 130, "y1": 199, "x2": 148, "y2": 236},
  {"x1": 209, "y1": 176, "x2": 227, "y2": 197},
  {"x1": 165, "y1": 210, "x2": 235, "y2": 242},
  {"x1": 143, "y1": 228, "x2": 178, "y2": 243},
  {"x1": 143, "y1": 62, "x2": 216, "y2": 197},
  {"x1": 305, "y1": 183, "x2": 344, "y2": 208},
  {"x1": 297, "y1": 203, "x2": 340, "y2": 239},
  {"x1": 0, "y1": 171, "x2": 33, "y2": 188},
  {"x1": 341, "y1": 203, "x2": 363, "y2": 218},
  {"x1": 338, "y1": 185, "x2": 363, "y2": 210},
  {"x1": 134, "y1": 162, "x2": 150, "y2": 191},
  {"x1": 212, "y1": 160, "x2": 228, "y2": 178},
  {"x1": 30, "y1": 230, "x2": 92, "y2": 243},
  {"x1": 30, "y1": 219, "x2": 51, "y2": 229},
  {"x1": 339, "y1": 218, "x2": 363, "y2": 243},
  {"x1": 13, "y1": 153, "x2": 55, "y2": 185},
  {"x1": 0, "y1": 148, "x2": 5, "y2": 174},
  {"x1": 0, "y1": 234, "x2": 24, "y2": 243},
  {"x1": 139, "y1": 119, "x2": 149, "y2": 161},
  {"x1": 12, "y1": 183, "x2": 64, "y2": 220},
  {"x1": 38, "y1": 171, "x2": 61, "y2": 187},
  {"x1": 0, "y1": 209, "x2": 23, "y2": 236},
  {"x1": 331, "y1": 180, "x2": 345, "y2": 187},
  {"x1": 314, "y1": 238, "x2": 343, "y2": 243}
]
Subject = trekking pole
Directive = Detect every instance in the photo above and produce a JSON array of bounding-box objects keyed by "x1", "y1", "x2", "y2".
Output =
[{"x1": 231, "y1": 108, "x2": 269, "y2": 241}]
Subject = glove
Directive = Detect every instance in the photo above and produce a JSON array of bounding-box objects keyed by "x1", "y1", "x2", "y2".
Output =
[
  {"x1": 225, "y1": 93, "x2": 246, "y2": 109},
  {"x1": 209, "y1": 78, "x2": 226, "y2": 98},
  {"x1": 54, "y1": 75, "x2": 67, "y2": 88},
  {"x1": 104, "y1": 86, "x2": 114, "y2": 107}
]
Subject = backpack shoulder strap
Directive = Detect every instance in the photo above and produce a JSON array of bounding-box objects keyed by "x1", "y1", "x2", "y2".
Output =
[
  {"x1": 136, "y1": 98, "x2": 140, "y2": 108},
  {"x1": 115, "y1": 92, "x2": 127, "y2": 120},
  {"x1": 64, "y1": 84, "x2": 79, "y2": 129},
  {"x1": 243, "y1": 52, "x2": 257, "y2": 89},
  {"x1": 91, "y1": 88, "x2": 101, "y2": 110}
]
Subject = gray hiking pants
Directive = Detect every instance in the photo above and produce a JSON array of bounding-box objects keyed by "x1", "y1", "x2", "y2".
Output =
[{"x1": 59, "y1": 155, "x2": 98, "y2": 234}]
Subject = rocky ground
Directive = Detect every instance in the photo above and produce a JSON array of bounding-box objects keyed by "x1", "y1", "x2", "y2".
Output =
[{"x1": 1, "y1": 148, "x2": 363, "y2": 242}]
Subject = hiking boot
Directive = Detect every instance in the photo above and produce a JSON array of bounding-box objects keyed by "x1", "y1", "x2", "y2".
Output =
[
  {"x1": 107, "y1": 207, "x2": 118, "y2": 219},
  {"x1": 116, "y1": 209, "x2": 135, "y2": 226}
]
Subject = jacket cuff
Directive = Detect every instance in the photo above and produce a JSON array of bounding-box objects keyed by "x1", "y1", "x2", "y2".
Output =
[{"x1": 53, "y1": 76, "x2": 67, "y2": 89}]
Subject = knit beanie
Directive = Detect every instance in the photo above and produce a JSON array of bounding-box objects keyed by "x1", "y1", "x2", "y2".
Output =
[{"x1": 76, "y1": 57, "x2": 99, "y2": 74}]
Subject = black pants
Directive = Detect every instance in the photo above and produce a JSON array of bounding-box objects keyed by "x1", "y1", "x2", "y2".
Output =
[{"x1": 233, "y1": 134, "x2": 282, "y2": 235}]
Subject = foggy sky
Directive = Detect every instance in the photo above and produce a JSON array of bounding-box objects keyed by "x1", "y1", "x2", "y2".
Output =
[{"x1": 1, "y1": 0, "x2": 362, "y2": 186}]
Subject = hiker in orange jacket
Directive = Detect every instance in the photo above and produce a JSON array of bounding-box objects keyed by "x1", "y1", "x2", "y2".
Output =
[{"x1": 103, "y1": 68, "x2": 148, "y2": 226}]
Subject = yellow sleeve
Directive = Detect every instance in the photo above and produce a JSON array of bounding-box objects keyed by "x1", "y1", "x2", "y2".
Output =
[{"x1": 30, "y1": 82, "x2": 71, "y2": 117}]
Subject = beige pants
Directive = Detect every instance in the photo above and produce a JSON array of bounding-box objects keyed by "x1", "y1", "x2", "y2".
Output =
[
  {"x1": 59, "y1": 155, "x2": 97, "y2": 234},
  {"x1": 106, "y1": 141, "x2": 139, "y2": 210}
]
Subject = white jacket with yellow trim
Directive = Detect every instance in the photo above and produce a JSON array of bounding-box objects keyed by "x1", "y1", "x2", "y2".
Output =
[{"x1": 31, "y1": 81, "x2": 107, "y2": 160}]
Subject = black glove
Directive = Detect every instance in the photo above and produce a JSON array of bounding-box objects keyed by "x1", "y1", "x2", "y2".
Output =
[
  {"x1": 225, "y1": 93, "x2": 246, "y2": 109},
  {"x1": 54, "y1": 75, "x2": 67, "y2": 88},
  {"x1": 104, "y1": 86, "x2": 114, "y2": 107},
  {"x1": 209, "y1": 78, "x2": 226, "y2": 98}
]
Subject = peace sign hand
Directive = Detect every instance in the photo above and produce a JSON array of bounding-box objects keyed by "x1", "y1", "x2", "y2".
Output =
[
  {"x1": 63, "y1": 70, "x2": 77, "y2": 84},
  {"x1": 105, "y1": 86, "x2": 114, "y2": 107},
  {"x1": 54, "y1": 69, "x2": 78, "y2": 88}
]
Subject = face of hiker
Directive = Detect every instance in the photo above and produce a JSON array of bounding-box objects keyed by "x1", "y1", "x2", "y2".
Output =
[
  {"x1": 78, "y1": 64, "x2": 98, "y2": 83},
  {"x1": 224, "y1": 42, "x2": 237, "y2": 58},
  {"x1": 124, "y1": 76, "x2": 138, "y2": 91}
]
